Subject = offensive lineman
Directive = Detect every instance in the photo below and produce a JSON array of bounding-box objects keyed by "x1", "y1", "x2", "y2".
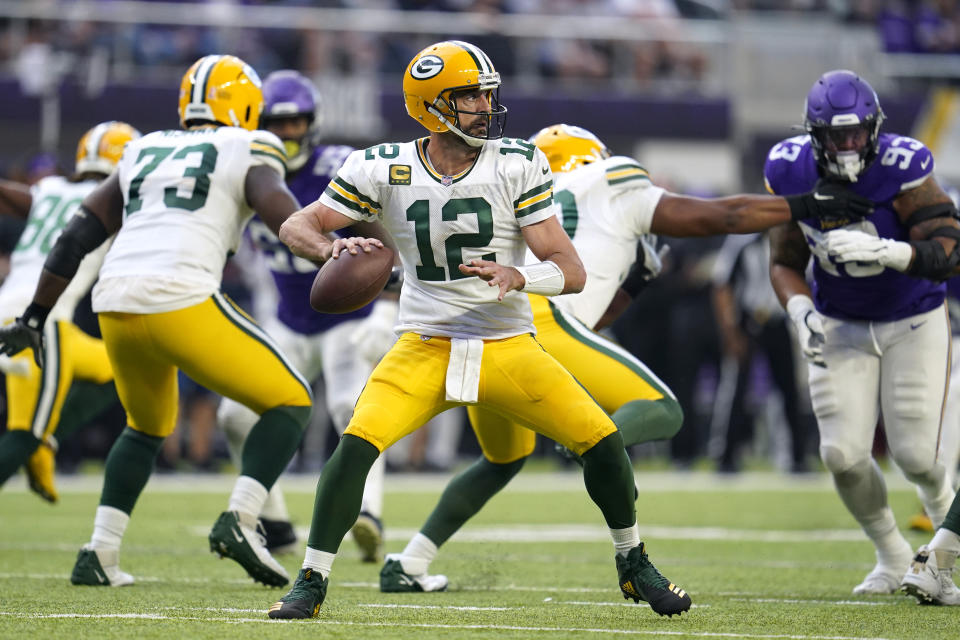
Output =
[
  {"x1": 0, "y1": 55, "x2": 313, "y2": 588},
  {"x1": 0, "y1": 122, "x2": 138, "y2": 501}
]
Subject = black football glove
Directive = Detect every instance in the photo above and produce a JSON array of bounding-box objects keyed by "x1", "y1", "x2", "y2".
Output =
[
  {"x1": 0, "y1": 303, "x2": 49, "y2": 368},
  {"x1": 786, "y1": 178, "x2": 875, "y2": 223}
]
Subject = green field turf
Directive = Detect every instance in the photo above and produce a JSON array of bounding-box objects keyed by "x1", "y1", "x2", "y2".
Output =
[{"x1": 0, "y1": 469, "x2": 955, "y2": 639}]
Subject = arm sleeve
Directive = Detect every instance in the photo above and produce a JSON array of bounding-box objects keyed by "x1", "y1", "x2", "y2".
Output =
[{"x1": 318, "y1": 149, "x2": 383, "y2": 223}]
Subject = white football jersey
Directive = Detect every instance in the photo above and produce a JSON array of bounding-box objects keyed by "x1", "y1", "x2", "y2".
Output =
[
  {"x1": 0, "y1": 175, "x2": 110, "y2": 322},
  {"x1": 542, "y1": 155, "x2": 664, "y2": 329},
  {"x1": 319, "y1": 137, "x2": 555, "y2": 339},
  {"x1": 93, "y1": 126, "x2": 286, "y2": 313}
]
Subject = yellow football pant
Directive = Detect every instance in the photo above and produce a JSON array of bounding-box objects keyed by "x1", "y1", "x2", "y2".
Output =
[
  {"x1": 98, "y1": 293, "x2": 311, "y2": 438},
  {"x1": 468, "y1": 294, "x2": 674, "y2": 463},
  {"x1": 6, "y1": 320, "x2": 113, "y2": 440},
  {"x1": 344, "y1": 332, "x2": 616, "y2": 457}
]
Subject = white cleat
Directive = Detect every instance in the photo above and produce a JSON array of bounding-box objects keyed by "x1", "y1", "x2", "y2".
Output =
[
  {"x1": 901, "y1": 545, "x2": 960, "y2": 606},
  {"x1": 852, "y1": 563, "x2": 906, "y2": 595}
]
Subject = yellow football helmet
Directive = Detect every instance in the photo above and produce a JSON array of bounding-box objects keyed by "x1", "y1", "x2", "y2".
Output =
[
  {"x1": 75, "y1": 121, "x2": 141, "y2": 175},
  {"x1": 529, "y1": 124, "x2": 611, "y2": 174},
  {"x1": 178, "y1": 54, "x2": 264, "y2": 131},
  {"x1": 403, "y1": 40, "x2": 507, "y2": 147}
]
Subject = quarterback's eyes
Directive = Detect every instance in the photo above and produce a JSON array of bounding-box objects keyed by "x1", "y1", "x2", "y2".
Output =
[{"x1": 452, "y1": 89, "x2": 491, "y2": 106}]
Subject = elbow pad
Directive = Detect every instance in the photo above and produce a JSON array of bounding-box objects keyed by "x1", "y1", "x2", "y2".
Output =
[
  {"x1": 908, "y1": 226, "x2": 960, "y2": 281},
  {"x1": 44, "y1": 206, "x2": 110, "y2": 279}
]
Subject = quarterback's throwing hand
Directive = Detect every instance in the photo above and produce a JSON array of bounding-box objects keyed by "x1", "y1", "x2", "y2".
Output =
[
  {"x1": 459, "y1": 259, "x2": 525, "y2": 301},
  {"x1": 825, "y1": 229, "x2": 913, "y2": 272},
  {"x1": 0, "y1": 318, "x2": 44, "y2": 368}
]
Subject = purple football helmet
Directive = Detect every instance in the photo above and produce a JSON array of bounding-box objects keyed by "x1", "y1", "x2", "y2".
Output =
[
  {"x1": 261, "y1": 70, "x2": 320, "y2": 171},
  {"x1": 804, "y1": 70, "x2": 885, "y2": 182}
]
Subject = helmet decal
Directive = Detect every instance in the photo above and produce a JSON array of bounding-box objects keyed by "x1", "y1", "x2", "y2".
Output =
[{"x1": 411, "y1": 55, "x2": 444, "y2": 80}]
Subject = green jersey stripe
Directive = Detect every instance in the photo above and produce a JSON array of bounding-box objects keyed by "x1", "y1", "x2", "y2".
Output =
[
  {"x1": 516, "y1": 198, "x2": 553, "y2": 218},
  {"x1": 332, "y1": 177, "x2": 382, "y2": 210},
  {"x1": 513, "y1": 181, "x2": 553, "y2": 208},
  {"x1": 607, "y1": 174, "x2": 650, "y2": 186}
]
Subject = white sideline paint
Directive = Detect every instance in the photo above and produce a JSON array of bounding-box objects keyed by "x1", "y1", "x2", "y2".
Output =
[{"x1": 0, "y1": 611, "x2": 899, "y2": 639}]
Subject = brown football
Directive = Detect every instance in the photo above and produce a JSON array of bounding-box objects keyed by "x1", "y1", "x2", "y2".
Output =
[{"x1": 310, "y1": 245, "x2": 396, "y2": 314}]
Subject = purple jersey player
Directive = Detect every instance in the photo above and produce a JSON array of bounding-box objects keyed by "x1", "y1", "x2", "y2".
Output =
[
  {"x1": 767, "y1": 70, "x2": 958, "y2": 596},
  {"x1": 218, "y1": 71, "x2": 395, "y2": 562}
]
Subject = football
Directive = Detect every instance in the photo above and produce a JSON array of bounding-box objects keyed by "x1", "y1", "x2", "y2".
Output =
[{"x1": 309, "y1": 244, "x2": 396, "y2": 314}]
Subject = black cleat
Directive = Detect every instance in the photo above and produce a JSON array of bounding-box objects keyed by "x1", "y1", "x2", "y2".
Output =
[
  {"x1": 268, "y1": 568, "x2": 328, "y2": 619},
  {"x1": 616, "y1": 542, "x2": 691, "y2": 617}
]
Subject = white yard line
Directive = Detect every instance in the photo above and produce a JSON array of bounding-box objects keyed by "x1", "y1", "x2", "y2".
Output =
[
  {"x1": 1, "y1": 469, "x2": 920, "y2": 494},
  {"x1": 0, "y1": 610, "x2": 900, "y2": 639}
]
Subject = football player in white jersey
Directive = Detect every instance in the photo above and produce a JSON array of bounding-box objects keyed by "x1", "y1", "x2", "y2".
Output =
[
  {"x1": 379, "y1": 123, "x2": 879, "y2": 590},
  {"x1": 267, "y1": 41, "x2": 699, "y2": 620},
  {"x1": 0, "y1": 121, "x2": 139, "y2": 503},
  {"x1": 0, "y1": 55, "x2": 313, "y2": 589}
]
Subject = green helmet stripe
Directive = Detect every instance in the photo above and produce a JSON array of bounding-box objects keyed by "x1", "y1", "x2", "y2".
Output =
[{"x1": 192, "y1": 55, "x2": 221, "y2": 105}]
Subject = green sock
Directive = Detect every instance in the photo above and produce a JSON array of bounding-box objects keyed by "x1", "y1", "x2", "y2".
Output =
[
  {"x1": 240, "y1": 405, "x2": 310, "y2": 489},
  {"x1": 56, "y1": 381, "x2": 120, "y2": 442},
  {"x1": 612, "y1": 397, "x2": 683, "y2": 447},
  {"x1": 581, "y1": 431, "x2": 636, "y2": 529},
  {"x1": 307, "y1": 434, "x2": 381, "y2": 552},
  {"x1": 942, "y1": 491, "x2": 960, "y2": 537},
  {"x1": 100, "y1": 427, "x2": 164, "y2": 514},
  {"x1": 0, "y1": 430, "x2": 41, "y2": 487},
  {"x1": 421, "y1": 456, "x2": 526, "y2": 546}
]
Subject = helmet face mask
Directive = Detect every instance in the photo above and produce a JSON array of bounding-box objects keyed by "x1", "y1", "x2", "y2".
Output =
[
  {"x1": 529, "y1": 124, "x2": 610, "y2": 174},
  {"x1": 403, "y1": 41, "x2": 508, "y2": 147},
  {"x1": 178, "y1": 55, "x2": 264, "y2": 132},
  {"x1": 261, "y1": 70, "x2": 320, "y2": 171},
  {"x1": 803, "y1": 69, "x2": 885, "y2": 182},
  {"x1": 75, "y1": 121, "x2": 141, "y2": 177}
]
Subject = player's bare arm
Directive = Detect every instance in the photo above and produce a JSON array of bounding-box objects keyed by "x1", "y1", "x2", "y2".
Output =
[
  {"x1": 651, "y1": 183, "x2": 873, "y2": 238},
  {"x1": 769, "y1": 222, "x2": 812, "y2": 306},
  {"x1": 245, "y1": 164, "x2": 302, "y2": 236},
  {"x1": 279, "y1": 199, "x2": 380, "y2": 263},
  {"x1": 651, "y1": 192, "x2": 793, "y2": 236},
  {"x1": 0, "y1": 179, "x2": 32, "y2": 218}
]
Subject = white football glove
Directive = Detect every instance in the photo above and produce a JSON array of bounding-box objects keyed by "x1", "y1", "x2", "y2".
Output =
[
  {"x1": 786, "y1": 295, "x2": 826, "y2": 368},
  {"x1": 637, "y1": 233, "x2": 668, "y2": 281},
  {"x1": 349, "y1": 299, "x2": 399, "y2": 364},
  {"x1": 824, "y1": 229, "x2": 913, "y2": 272}
]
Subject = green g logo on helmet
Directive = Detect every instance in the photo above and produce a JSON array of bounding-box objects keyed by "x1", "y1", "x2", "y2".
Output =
[{"x1": 411, "y1": 55, "x2": 444, "y2": 80}]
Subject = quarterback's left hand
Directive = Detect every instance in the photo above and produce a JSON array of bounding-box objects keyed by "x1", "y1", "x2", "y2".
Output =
[{"x1": 825, "y1": 229, "x2": 913, "y2": 272}]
